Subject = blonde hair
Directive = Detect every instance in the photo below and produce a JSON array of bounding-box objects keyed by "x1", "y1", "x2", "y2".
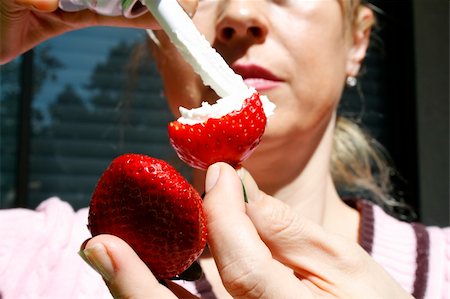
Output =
[
  {"x1": 331, "y1": 117, "x2": 416, "y2": 220},
  {"x1": 331, "y1": 118, "x2": 391, "y2": 201},
  {"x1": 332, "y1": 1, "x2": 415, "y2": 220}
]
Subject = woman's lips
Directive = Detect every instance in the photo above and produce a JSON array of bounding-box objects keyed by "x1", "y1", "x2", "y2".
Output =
[
  {"x1": 232, "y1": 63, "x2": 283, "y2": 92},
  {"x1": 243, "y1": 78, "x2": 281, "y2": 91}
]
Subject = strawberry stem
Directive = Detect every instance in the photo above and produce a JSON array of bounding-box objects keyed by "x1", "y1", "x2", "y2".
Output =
[
  {"x1": 241, "y1": 180, "x2": 248, "y2": 203},
  {"x1": 171, "y1": 260, "x2": 203, "y2": 281}
]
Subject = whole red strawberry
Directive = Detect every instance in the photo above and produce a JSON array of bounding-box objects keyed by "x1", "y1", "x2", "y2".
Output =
[
  {"x1": 168, "y1": 91, "x2": 267, "y2": 170},
  {"x1": 88, "y1": 153, "x2": 207, "y2": 279}
]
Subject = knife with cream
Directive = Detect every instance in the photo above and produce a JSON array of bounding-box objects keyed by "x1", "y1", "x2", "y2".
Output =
[{"x1": 143, "y1": 0, "x2": 250, "y2": 98}]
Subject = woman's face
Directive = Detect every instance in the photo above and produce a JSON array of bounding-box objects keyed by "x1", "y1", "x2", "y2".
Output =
[{"x1": 154, "y1": 0, "x2": 370, "y2": 152}]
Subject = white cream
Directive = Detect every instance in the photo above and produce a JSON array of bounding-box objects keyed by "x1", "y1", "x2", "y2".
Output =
[{"x1": 177, "y1": 88, "x2": 276, "y2": 125}]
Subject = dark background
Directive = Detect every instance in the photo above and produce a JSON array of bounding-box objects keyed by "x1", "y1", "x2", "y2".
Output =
[{"x1": 339, "y1": 0, "x2": 448, "y2": 225}]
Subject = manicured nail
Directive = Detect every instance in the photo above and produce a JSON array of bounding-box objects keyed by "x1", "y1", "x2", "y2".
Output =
[
  {"x1": 78, "y1": 243, "x2": 114, "y2": 281},
  {"x1": 205, "y1": 163, "x2": 221, "y2": 192}
]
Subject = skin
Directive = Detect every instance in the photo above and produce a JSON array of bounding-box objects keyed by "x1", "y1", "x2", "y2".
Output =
[{"x1": 2, "y1": 0, "x2": 414, "y2": 298}]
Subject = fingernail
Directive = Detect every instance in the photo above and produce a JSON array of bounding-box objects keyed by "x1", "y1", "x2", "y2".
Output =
[
  {"x1": 205, "y1": 163, "x2": 221, "y2": 192},
  {"x1": 78, "y1": 243, "x2": 114, "y2": 281}
]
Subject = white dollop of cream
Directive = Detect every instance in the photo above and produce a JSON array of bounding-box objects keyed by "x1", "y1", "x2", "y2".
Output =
[{"x1": 177, "y1": 88, "x2": 276, "y2": 125}]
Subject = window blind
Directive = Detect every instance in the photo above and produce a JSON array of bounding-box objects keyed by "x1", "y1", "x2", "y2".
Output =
[
  {"x1": 0, "y1": 57, "x2": 21, "y2": 208},
  {"x1": 25, "y1": 27, "x2": 183, "y2": 210}
]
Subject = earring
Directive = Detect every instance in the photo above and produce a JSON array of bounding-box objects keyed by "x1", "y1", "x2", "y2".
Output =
[{"x1": 346, "y1": 76, "x2": 357, "y2": 87}]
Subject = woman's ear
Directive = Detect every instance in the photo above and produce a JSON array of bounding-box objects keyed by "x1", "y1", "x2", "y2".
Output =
[{"x1": 346, "y1": 6, "x2": 374, "y2": 77}]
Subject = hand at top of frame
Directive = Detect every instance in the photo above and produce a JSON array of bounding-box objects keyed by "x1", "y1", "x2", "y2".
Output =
[{"x1": 0, "y1": 0, "x2": 198, "y2": 64}]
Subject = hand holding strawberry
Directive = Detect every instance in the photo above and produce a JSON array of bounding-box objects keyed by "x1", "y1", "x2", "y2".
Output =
[{"x1": 81, "y1": 163, "x2": 413, "y2": 299}]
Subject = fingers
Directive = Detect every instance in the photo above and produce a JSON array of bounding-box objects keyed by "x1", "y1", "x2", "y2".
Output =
[
  {"x1": 13, "y1": 0, "x2": 198, "y2": 15},
  {"x1": 80, "y1": 234, "x2": 179, "y2": 299},
  {"x1": 239, "y1": 168, "x2": 368, "y2": 286},
  {"x1": 243, "y1": 188, "x2": 413, "y2": 298},
  {"x1": 105, "y1": 0, "x2": 199, "y2": 30},
  {"x1": 12, "y1": 0, "x2": 198, "y2": 28},
  {"x1": 15, "y1": 0, "x2": 59, "y2": 12},
  {"x1": 203, "y1": 163, "x2": 309, "y2": 298},
  {"x1": 242, "y1": 167, "x2": 348, "y2": 268},
  {"x1": 236, "y1": 169, "x2": 414, "y2": 299}
]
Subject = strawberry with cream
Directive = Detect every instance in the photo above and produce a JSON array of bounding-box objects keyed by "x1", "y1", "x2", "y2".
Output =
[
  {"x1": 146, "y1": 0, "x2": 276, "y2": 169},
  {"x1": 168, "y1": 89, "x2": 275, "y2": 170}
]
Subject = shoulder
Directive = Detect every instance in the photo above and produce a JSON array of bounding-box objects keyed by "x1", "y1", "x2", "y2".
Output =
[
  {"x1": 0, "y1": 197, "x2": 89, "y2": 240},
  {"x1": 0, "y1": 198, "x2": 110, "y2": 298},
  {"x1": 356, "y1": 199, "x2": 449, "y2": 299},
  {"x1": 0, "y1": 197, "x2": 77, "y2": 238}
]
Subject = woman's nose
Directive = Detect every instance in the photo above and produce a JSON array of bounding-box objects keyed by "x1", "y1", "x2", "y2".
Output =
[{"x1": 215, "y1": 0, "x2": 269, "y2": 45}]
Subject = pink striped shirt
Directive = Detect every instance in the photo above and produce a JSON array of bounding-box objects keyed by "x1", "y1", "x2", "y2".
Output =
[{"x1": 0, "y1": 197, "x2": 448, "y2": 298}]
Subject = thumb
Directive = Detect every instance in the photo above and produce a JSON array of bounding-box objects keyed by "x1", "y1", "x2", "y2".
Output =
[
  {"x1": 203, "y1": 163, "x2": 308, "y2": 298},
  {"x1": 79, "y1": 234, "x2": 194, "y2": 299}
]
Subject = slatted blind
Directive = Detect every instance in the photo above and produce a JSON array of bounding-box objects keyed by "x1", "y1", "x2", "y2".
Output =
[
  {"x1": 0, "y1": 57, "x2": 21, "y2": 208},
  {"x1": 24, "y1": 27, "x2": 184, "y2": 210}
]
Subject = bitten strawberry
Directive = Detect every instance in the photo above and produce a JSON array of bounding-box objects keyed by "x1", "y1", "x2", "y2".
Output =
[
  {"x1": 168, "y1": 91, "x2": 268, "y2": 170},
  {"x1": 88, "y1": 153, "x2": 207, "y2": 279}
]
